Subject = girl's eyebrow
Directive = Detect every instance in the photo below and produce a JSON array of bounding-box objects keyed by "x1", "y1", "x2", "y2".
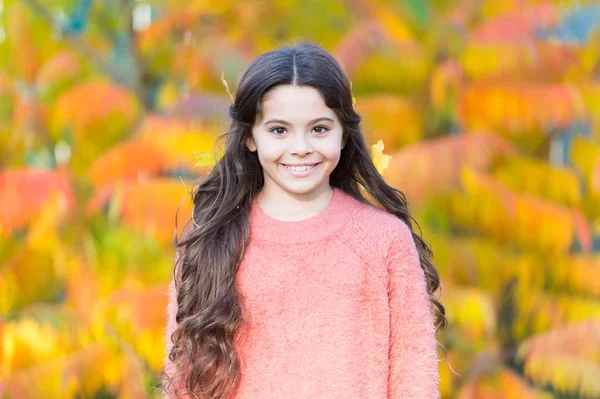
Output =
[{"x1": 263, "y1": 117, "x2": 335, "y2": 126}]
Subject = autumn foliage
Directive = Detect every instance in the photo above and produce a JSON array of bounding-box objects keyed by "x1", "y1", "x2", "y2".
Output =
[{"x1": 2, "y1": 0, "x2": 600, "y2": 398}]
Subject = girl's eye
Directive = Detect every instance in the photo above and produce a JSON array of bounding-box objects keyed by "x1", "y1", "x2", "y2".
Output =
[
  {"x1": 270, "y1": 126, "x2": 329, "y2": 135},
  {"x1": 270, "y1": 127, "x2": 286, "y2": 135}
]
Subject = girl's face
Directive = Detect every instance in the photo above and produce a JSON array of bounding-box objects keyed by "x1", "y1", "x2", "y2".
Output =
[{"x1": 246, "y1": 84, "x2": 345, "y2": 201}]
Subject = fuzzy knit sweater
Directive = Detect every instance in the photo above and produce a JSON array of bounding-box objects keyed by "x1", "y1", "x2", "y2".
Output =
[{"x1": 164, "y1": 187, "x2": 440, "y2": 398}]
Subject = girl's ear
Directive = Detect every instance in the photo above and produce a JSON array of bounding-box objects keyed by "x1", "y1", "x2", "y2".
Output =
[{"x1": 246, "y1": 136, "x2": 257, "y2": 152}]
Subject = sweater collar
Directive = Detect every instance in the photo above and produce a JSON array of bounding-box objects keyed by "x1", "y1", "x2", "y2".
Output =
[{"x1": 248, "y1": 187, "x2": 352, "y2": 244}]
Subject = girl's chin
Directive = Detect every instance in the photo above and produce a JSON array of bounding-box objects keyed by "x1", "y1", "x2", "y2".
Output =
[{"x1": 278, "y1": 179, "x2": 329, "y2": 194}]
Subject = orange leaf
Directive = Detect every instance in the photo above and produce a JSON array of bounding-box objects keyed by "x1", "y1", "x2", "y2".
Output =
[
  {"x1": 455, "y1": 168, "x2": 590, "y2": 253},
  {"x1": 50, "y1": 79, "x2": 141, "y2": 174},
  {"x1": 36, "y1": 50, "x2": 83, "y2": 104},
  {"x1": 0, "y1": 168, "x2": 75, "y2": 235},
  {"x1": 334, "y1": 20, "x2": 420, "y2": 79},
  {"x1": 460, "y1": 83, "x2": 587, "y2": 138},
  {"x1": 471, "y1": 5, "x2": 558, "y2": 43},
  {"x1": 90, "y1": 115, "x2": 219, "y2": 187},
  {"x1": 355, "y1": 94, "x2": 423, "y2": 148},
  {"x1": 384, "y1": 132, "x2": 514, "y2": 204},
  {"x1": 87, "y1": 179, "x2": 193, "y2": 243},
  {"x1": 90, "y1": 139, "x2": 167, "y2": 187},
  {"x1": 457, "y1": 365, "x2": 548, "y2": 399},
  {"x1": 517, "y1": 319, "x2": 600, "y2": 363}
]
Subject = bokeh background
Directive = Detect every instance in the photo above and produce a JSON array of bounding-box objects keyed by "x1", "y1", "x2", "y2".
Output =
[{"x1": 2, "y1": 0, "x2": 600, "y2": 398}]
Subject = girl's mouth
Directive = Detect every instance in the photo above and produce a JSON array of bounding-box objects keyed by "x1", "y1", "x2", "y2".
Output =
[{"x1": 280, "y1": 163, "x2": 321, "y2": 177}]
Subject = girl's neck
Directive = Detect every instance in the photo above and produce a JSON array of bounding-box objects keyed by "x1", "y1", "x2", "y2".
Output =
[{"x1": 255, "y1": 185, "x2": 334, "y2": 222}]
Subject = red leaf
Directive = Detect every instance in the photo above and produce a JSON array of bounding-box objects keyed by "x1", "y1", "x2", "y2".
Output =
[{"x1": 0, "y1": 168, "x2": 75, "y2": 235}]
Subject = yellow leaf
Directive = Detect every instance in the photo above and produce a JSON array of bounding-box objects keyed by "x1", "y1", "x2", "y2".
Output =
[
  {"x1": 355, "y1": 94, "x2": 422, "y2": 148},
  {"x1": 444, "y1": 285, "x2": 497, "y2": 343},
  {"x1": 493, "y1": 155, "x2": 581, "y2": 206},
  {"x1": 456, "y1": 167, "x2": 590, "y2": 254},
  {"x1": 522, "y1": 353, "x2": 600, "y2": 398},
  {"x1": 1, "y1": 318, "x2": 62, "y2": 375},
  {"x1": 156, "y1": 81, "x2": 180, "y2": 111},
  {"x1": 193, "y1": 150, "x2": 222, "y2": 168},
  {"x1": 26, "y1": 192, "x2": 69, "y2": 250},
  {"x1": 370, "y1": 140, "x2": 392, "y2": 176},
  {"x1": 372, "y1": 7, "x2": 413, "y2": 43}
]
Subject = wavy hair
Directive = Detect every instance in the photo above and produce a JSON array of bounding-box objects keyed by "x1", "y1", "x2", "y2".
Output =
[{"x1": 161, "y1": 40, "x2": 447, "y2": 399}]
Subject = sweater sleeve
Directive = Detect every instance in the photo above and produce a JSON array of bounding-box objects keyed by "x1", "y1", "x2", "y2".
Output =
[
  {"x1": 387, "y1": 222, "x2": 440, "y2": 399},
  {"x1": 164, "y1": 247, "x2": 185, "y2": 398}
]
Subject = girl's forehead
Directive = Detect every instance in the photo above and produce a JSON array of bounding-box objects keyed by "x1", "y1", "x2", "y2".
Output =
[{"x1": 261, "y1": 85, "x2": 333, "y2": 118}]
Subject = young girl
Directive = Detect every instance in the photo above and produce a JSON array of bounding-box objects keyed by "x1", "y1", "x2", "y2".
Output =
[{"x1": 162, "y1": 41, "x2": 447, "y2": 399}]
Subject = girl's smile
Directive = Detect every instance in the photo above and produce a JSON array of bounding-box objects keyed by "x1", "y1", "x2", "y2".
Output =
[{"x1": 280, "y1": 162, "x2": 322, "y2": 177}]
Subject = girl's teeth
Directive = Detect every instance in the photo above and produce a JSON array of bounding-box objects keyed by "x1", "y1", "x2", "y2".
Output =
[{"x1": 285, "y1": 165, "x2": 315, "y2": 171}]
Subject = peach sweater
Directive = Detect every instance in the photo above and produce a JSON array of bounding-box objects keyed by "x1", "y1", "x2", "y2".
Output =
[{"x1": 164, "y1": 187, "x2": 440, "y2": 398}]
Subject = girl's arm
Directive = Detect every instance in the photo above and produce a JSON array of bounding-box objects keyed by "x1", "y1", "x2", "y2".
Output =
[{"x1": 387, "y1": 222, "x2": 440, "y2": 399}]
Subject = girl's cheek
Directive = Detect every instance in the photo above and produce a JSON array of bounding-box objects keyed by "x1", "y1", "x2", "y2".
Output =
[
  {"x1": 260, "y1": 146, "x2": 285, "y2": 161},
  {"x1": 317, "y1": 138, "x2": 344, "y2": 155}
]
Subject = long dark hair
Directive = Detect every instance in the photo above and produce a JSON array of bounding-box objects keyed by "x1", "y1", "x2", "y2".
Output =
[{"x1": 161, "y1": 41, "x2": 447, "y2": 399}]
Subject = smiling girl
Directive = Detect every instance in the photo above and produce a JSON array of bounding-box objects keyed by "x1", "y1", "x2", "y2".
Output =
[{"x1": 161, "y1": 41, "x2": 447, "y2": 399}]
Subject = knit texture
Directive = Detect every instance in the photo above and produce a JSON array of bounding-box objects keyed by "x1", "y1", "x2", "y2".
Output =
[{"x1": 164, "y1": 187, "x2": 440, "y2": 398}]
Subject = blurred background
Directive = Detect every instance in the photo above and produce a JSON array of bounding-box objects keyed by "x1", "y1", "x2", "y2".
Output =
[{"x1": 1, "y1": 0, "x2": 600, "y2": 398}]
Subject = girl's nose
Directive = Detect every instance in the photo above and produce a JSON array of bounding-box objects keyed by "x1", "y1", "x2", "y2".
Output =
[{"x1": 290, "y1": 134, "x2": 312, "y2": 155}]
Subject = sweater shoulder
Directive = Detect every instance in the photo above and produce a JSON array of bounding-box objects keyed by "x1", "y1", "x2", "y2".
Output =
[
  {"x1": 344, "y1": 195, "x2": 410, "y2": 240},
  {"x1": 339, "y1": 193, "x2": 412, "y2": 256}
]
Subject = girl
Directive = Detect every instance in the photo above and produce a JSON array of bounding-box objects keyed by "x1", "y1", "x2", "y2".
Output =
[{"x1": 162, "y1": 41, "x2": 447, "y2": 399}]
